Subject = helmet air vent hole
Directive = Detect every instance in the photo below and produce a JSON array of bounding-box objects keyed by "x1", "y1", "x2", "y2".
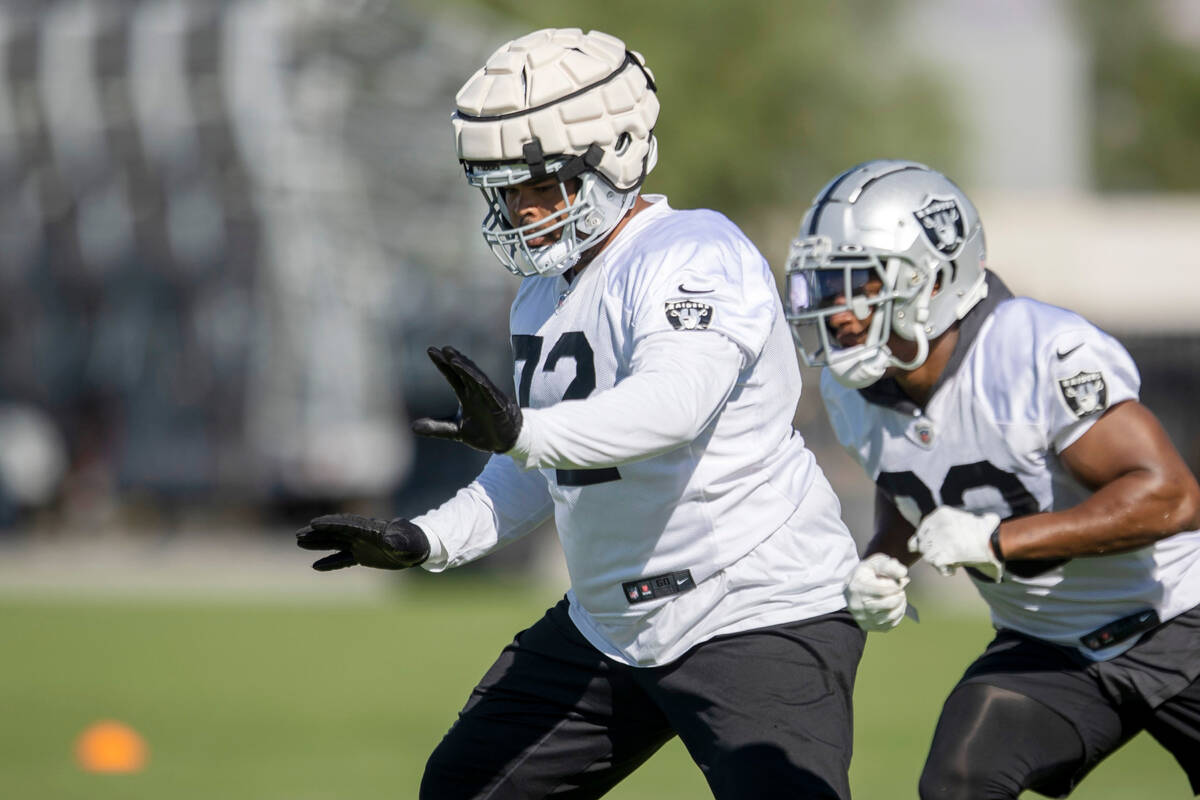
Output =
[{"x1": 614, "y1": 132, "x2": 632, "y2": 155}]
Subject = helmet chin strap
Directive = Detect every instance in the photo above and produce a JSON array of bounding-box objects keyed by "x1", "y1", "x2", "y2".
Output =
[
  {"x1": 520, "y1": 235, "x2": 581, "y2": 276},
  {"x1": 827, "y1": 346, "x2": 892, "y2": 389},
  {"x1": 515, "y1": 173, "x2": 637, "y2": 277},
  {"x1": 827, "y1": 325, "x2": 931, "y2": 390}
]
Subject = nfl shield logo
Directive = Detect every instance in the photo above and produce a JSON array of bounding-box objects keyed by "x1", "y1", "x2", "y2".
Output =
[
  {"x1": 913, "y1": 196, "x2": 966, "y2": 258},
  {"x1": 909, "y1": 418, "x2": 935, "y2": 448},
  {"x1": 1058, "y1": 371, "x2": 1108, "y2": 418},
  {"x1": 916, "y1": 420, "x2": 934, "y2": 446}
]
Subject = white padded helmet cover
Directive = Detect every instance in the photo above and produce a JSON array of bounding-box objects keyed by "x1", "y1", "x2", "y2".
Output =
[{"x1": 452, "y1": 28, "x2": 659, "y2": 190}]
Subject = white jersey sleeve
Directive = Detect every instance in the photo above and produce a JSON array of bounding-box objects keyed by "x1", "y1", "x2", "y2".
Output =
[
  {"x1": 508, "y1": 204, "x2": 779, "y2": 470},
  {"x1": 412, "y1": 453, "x2": 553, "y2": 571},
  {"x1": 1032, "y1": 321, "x2": 1141, "y2": 453},
  {"x1": 508, "y1": 330, "x2": 742, "y2": 470},
  {"x1": 629, "y1": 218, "x2": 779, "y2": 363}
]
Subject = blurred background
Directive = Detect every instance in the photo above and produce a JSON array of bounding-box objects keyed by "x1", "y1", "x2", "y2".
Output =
[
  {"x1": 1, "y1": 0, "x2": 1198, "y2": 548},
  {"x1": 1, "y1": 0, "x2": 1198, "y2": 797}
]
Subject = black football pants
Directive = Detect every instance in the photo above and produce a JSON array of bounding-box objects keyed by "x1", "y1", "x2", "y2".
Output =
[
  {"x1": 919, "y1": 608, "x2": 1200, "y2": 799},
  {"x1": 420, "y1": 597, "x2": 865, "y2": 799}
]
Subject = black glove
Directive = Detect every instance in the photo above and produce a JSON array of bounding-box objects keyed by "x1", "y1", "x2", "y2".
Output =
[
  {"x1": 410, "y1": 345, "x2": 522, "y2": 453},
  {"x1": 296, "y1": 514, "x2": 430, "y2": 571}
]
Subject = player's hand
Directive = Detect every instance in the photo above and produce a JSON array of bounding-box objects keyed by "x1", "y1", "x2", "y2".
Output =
[
  {"x1": 908, "y1": 506, "x2": 1003, "y2": 582},
  {"x1": 411, "y1": 346, "x2": 523, "y2": 453},
  {"x1": 844, "y1": 553, "x2": 911, "y2": 631},
  {"x1": 296, "y1": 514, "x2": 430, "y2": 571}
]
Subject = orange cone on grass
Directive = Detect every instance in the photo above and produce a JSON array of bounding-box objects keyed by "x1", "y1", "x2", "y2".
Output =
[{"x1": 75, "y1": 720, "x2": 148, "y2": 773}]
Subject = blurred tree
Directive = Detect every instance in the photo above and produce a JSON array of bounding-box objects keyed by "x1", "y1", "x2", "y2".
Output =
[
  {"x1": 440, "y1": 0, "x2": 960, "y2": 240},
  {"x1": 1074, "y1": 0, "x2": 1200, "y2": 191}
]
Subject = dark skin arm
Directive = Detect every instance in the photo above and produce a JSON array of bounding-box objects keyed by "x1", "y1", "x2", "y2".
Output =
[
  {"x1": 862, "y1": 400, "x2": 1200, "y2": 565},
  {"x1": 995, "y1": 400, "x2": 1200, "y2": 560},
  {"x1": 864, "y1": 486, "x2": 920, "y2": 566}
]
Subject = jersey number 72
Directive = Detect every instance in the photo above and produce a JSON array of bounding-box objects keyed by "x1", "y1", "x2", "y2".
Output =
[{"x1": 512, "y1": 332, "x2": 622, "y2": 487}]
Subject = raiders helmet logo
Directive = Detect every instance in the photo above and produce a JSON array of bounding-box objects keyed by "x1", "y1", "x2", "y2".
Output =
[
  {"x1": 913, "y1": 196, "x2": 966, "y2": 258},
  {"x1": 665, "y1": 300, "x2": 713, "y2": 331},
  {"x1": 1058, "y1": 371, "x2": 1108, "y2": 418}
]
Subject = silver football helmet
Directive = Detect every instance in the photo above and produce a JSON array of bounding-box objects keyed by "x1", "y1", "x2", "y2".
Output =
[
  {"x1": 783, "y1": 160, "x2": 988, "y2": 388},
  {"x1": 451, "y1": 29, "x2": 659, "y2": 277}
]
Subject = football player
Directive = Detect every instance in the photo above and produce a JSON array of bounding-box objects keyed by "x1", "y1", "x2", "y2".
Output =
[
  {"x1": 784, "y1": 158, "x2": 1200, "y2": 799},
  {"x1": 297, "y1": 29, "x2": 864, "y2": 799}
]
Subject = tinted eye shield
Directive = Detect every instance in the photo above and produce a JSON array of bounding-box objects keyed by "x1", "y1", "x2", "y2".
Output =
[
  {"x1": 784, "y1": 252, "x2": 892, "y2": 365},
  {"x1": 785, "y1": 260, "x2": 882, "y2": 316}
]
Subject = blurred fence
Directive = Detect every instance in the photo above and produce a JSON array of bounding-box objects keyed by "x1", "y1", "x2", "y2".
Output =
[{"x1": 0, "y1": 0, "x2": 519, "y2": 529}]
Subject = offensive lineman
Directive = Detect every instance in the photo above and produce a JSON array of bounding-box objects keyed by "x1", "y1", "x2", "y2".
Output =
[
  {"x1": 784, "y1": 158, "x2": 1200, "y2": 799},
  {"x1": 297, "y1": 29, "x2": 864, "y2": 799}
]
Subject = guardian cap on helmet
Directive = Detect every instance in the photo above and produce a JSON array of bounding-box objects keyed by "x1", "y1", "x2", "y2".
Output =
[{"x1": 452, "y1": 29, "x2": 659, "y2": 276}]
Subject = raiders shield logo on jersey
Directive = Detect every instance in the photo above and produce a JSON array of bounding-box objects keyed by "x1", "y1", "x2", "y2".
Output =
[
  {"x1": 1058, "y1": 371, "x2": 1108, "y2": 418},
  {"x1": 914, "y1": 197, "x2": 966, "y2": 258},
  {"x1": 665, "y1": 300, "x2": 713, "y2": 330}
]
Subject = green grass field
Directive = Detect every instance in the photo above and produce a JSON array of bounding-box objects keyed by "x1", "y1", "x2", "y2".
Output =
[{"x1": 1, "y1": 577, "x2": 1191, "y2": 799}]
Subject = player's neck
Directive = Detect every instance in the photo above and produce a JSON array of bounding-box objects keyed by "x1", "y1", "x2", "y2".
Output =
[
  {"x1": 894, "y1": 327, "x2": 959, "y2": 407},
  {"x1": 563, "y1": 196, "x2": 652, "y2": 283}
]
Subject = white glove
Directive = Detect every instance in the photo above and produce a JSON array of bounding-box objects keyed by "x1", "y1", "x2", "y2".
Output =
[
  {"x1": 844, "y1": 553, "x2": 911, "y2": 632},
  {"x1": 908, "y1": 506, "x2": 1003, "y2": 582}
]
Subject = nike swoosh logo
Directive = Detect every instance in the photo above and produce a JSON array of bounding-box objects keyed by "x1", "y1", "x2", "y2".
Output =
[
  {"x1": 1056, "y1": 343, "x2": 1083, "y2": 360},
  {"x1": 677, "y1": 284, "x2": 714, "y2": 294}
]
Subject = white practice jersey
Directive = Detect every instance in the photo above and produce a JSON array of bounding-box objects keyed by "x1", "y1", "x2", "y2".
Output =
[
  {"x1": 415, "y1": 196, "x2": 858, "y2": 666},
  {"x1": 823, "y1": 273, "x2": 1200, "y2": 660}
]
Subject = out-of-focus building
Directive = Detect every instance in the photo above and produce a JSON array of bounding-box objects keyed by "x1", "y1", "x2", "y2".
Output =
[{"x1": 897, "y1": 0, "x2": 1200, "y2": 329}]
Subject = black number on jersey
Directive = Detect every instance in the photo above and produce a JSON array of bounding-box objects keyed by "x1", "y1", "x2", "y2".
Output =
[
  {"x1": 878, "y1": 460, "x2": 1067, "y2": 578},
  {"x1": 512, "y1": 334, "x2": 543, "y2": 409},
  {"x1": 511, "y1": 332, "x2": 621, "y2": 487}
]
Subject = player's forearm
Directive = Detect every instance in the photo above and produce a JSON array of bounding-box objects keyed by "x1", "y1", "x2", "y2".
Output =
[
  {"x1": 997, "y1": 468, "x2": 1200, "y2": 560},
  {"x1": 506, "y1": 333, "x2": 742, "y2": 470},
  {"x1": 867, "y1": 489, "x2": 921, "y2": 566},
  {"x1": 414, "y1": 455, "x2": 554, "y2": 570},
  {"x1": 864, "y1": 527, "x2": 921, "y2": 567}
]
